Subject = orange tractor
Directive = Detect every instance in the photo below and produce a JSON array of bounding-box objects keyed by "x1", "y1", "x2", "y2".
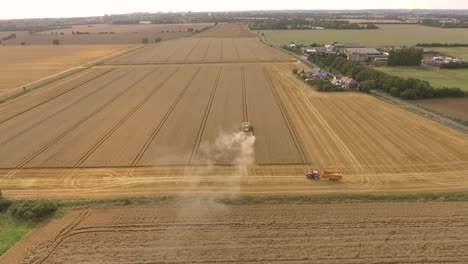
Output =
[{"x1": 306, "y1": 170, "x2": 342, "y2": 182}]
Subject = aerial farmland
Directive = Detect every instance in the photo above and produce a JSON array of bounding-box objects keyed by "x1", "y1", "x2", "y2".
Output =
[{"x1": 1, "y1": 9, "x2": 468, "y2": 264}]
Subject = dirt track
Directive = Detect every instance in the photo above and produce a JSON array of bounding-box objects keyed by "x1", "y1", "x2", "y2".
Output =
[{"x1": 2, "y1": 202, "x2": 468, "y2": 263}]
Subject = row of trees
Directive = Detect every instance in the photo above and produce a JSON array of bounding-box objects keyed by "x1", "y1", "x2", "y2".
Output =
[
  {"x1": 0, "y1": 191, "x2": 57, "y2": 222},
  {"x1": 250, "y1": 19, "x2": 378, "y2": 30},
  {"x1": 308, "y1": 53, "x2": 467, "y2": 99},
  {"x1": 387, "y1": 47, "x2": 424, "y2": 66},
  {"x1": 440, "y1": 61, "x2": 468, "y2": 69},
  {"x1": 0, "y1": 33, "x2": 17, "y2": 44},
  {"x1": 142, "y1": 37, "x2": 162, "y2": 44},
  {"x1": 417, "y1": 43, "x2": 468, "y2": 47},
  {"x1": 421, "y1": 19, "x2": 468, "y2": 28}
]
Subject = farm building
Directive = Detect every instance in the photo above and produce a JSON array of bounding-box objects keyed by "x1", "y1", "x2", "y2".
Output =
[
  {"x1": 333, "y1": 43, "x2": 365, "y2": 52},
  {"x1": 344, "y1": 48, "x2": 387, "y2": 62},
  {"x1": 340, "y1": 77, "x2": 359, "y2": 89}
]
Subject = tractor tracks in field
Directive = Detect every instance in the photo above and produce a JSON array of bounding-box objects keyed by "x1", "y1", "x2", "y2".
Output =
[
  {"x1": 15, "y1": 69, "x2": 154, "y2": 169},
  {"x1": 132, "y1": 67, "x2": 202, "y2": 166},
  {"x1": 263, "y1": 66, "x2": 308, "y2": 165},
  {"x1": 190, "y1": 67, "x2": 222, "y2": 164},
  {"x1": 32, "y1": 209, "x2": 92, "y2": 264},
  {"x1": 241, "y1": 65, "x2": 249, "y2": 122},
  {"x1": 73, "y1": 67, "x2": 180, "y2": 168},
  {"x1": 0, "y1": 69, "x2": 125, "y2": 148},
  {"x1": 0, "y1": 68, "x2": 115, "y2": 126}
]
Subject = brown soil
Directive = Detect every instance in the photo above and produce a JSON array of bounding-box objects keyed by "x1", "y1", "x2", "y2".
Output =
[
  {"x1": 410, "y1": 98, "x2": 468, "y2": 122},
  {"x1": 2, "y1": 202, "x2": 468, "y2": 263}
]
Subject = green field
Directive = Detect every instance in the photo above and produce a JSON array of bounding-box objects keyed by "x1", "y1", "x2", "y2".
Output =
[
  {"x1": 0, "y1": 214, "x2": 32, "y2": 255},
  {"x1": 260, "y1": 24, "x2": 468, "y2": 48},
  {"x1": 377, "y1": 66, "x2": 468, "y2": 91},
  {"x1": 429, "y1": 47, "x2": 468, "y2": 60}
]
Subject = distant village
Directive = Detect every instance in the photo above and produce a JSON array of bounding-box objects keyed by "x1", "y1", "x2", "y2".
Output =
[{"x1": 288, "y1": 41, "x2": 464, "y2": 91}]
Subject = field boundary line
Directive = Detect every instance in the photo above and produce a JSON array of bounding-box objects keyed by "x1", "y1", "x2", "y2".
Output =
[
  {"x1": 182, "y1": 38, "x2": 202, "y2": 62},
  {"x1": 15, "y1": 69, "x2": 152, "y2": 168},
  {"x1": 190, "y1": 66, "x2": 222, "y2": 163},
  {"x1": 201, "y1": 39, "x2": 213, "y2": 61},
  {"x1": 0, "y1": 45, "x2": 143, "y2": 103},
  {"x1": 233, "y1": 38, "x2": 241, "y2": 60},
  {"x1": 99, "y1": 59, "x2": 295, "y2": 66},
  {"x1": 263, "y1": 66, "x2": 309, "y2": 165},
  {"x1": 0, "y1": 68, "x2": 115, "y2": 126},
  {"x1": 74, "y1": 67, "x2": 180, "y2": 167},
  {"x1": 0, "y1": 69, "x2": 128, "y2": 147},
  {"x1": 132, "y1": 67, "x2": 202, "y2": 166}
]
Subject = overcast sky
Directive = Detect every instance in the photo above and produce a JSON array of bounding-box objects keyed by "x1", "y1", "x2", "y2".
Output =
[{"x1": 2, "y1": 0, "x2": 468, "y2": 19}]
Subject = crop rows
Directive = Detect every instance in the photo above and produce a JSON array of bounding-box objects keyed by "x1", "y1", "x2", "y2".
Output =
[
  {"x1": 0, "y1": 64, "x2": 304, "y2": 168},
  {"x1": 6, "y1": 203, "x2": 468, "y2": 264},
  {"x1": 106, "y1": 38, "x2": 292, "y2": 64}
]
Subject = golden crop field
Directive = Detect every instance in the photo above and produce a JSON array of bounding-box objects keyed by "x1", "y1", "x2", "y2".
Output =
[
  {"x1": 3, "y1": 202, "x2": 468, "y2": 263},
  {"x1": 2, "y1": 23, "x2": 468, "y2": 264},
  {"x1": 1, "y1": 23, "x2": 214, "y2": 45},
  {"x1": 107, "y1": 37, "x2": 293, "y2": 64},
  {"x1": 0, "y1": 45, "x2": 135, "y2": 99}
]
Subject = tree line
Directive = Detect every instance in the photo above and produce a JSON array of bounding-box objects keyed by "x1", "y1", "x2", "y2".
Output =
[
  {"x1": 250, "y1": 19, "x2": 378, "y2": 30},
  {"x1": 308, "y1": 53, "x2": 467, "y2": 99},
  {"x1": 1, "y1": 191, "x2": 58, "y2": 222},
  {"x1": 416, "y1": 43, "x2": 468, "y2": 47},
  {"x1": 440, "y1": 61, "x2": 468, "y2": 69},
  {"x1": 387, "y1": 47, "x2": 424, "y2": 66},
  {"x1": 421, "y1": 19, "x2": 468, "y2": 28}
]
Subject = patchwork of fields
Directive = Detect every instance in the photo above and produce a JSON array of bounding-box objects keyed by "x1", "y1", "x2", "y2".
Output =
[
  {"x1": 0, "y1": 22, "x2": 467, "y2": 197},
  {"x1": 107, "y1": 37, "x2": 293, "y2": 64},
  {"x1": 1, "y1": 23, "x2": 214, "y2": 45},
  {"x1": 261, "y1": 24, "x2": 468, "y2": 47}
]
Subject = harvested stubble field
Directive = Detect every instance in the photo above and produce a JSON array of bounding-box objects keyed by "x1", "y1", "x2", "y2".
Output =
[
  {"x1": 0, "y1": 45, "x2": 135, "y2": 97},
  {"x1": 0, "y1": 63, "x2": 304, "y2": 169},
  {"x1": 0, "y1": 23, "x2": 467, "y2": 200},
  {"x1": 106, "y1": 37, "x2": 293, "y2": 64},
  {"x1": 1, "y1": 23, "x2": 213, "y2": 45},
  {"x1": 268, "y1": 63, "x2": 468, "y2": 178},
  {"x1": 2, "y1": 202, "x2": 468, "y2": 263},
  {"x1": 1, "y1": 63, "x2": 468, "y2": 200}
]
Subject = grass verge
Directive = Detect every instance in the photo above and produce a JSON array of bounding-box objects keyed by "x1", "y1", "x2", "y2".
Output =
[{"x1": 0, "y1": 214, "x2": 33, "y2": 255}]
